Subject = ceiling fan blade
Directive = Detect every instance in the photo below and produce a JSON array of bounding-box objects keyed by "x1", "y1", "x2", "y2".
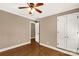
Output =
[
  {"x1": 27, "y1": 3, "x2": 35, "y2": 8},
  {"x1": 18, "y1": 7, "x2": 28, "y2": 9},
  {"x1": 36, "y1": 3, "x2": 44, "y2": 7},
  {"x1": 27, "y1": 3, "x2": 30, "y2": 7},
  {"x1": 35, "y1": 8, "x2": 42, "y2": 13}
]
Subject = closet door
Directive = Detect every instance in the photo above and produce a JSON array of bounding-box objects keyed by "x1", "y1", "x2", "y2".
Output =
[
  {"x1": 76, "y1": 12, "x2": 79, "y2": 53},
  {"x1": 67, "y1": 13, "x2": 78, "y2": 52},
  {"x1": 57, "y1": 15, "x2": 67, "y2": 49}
]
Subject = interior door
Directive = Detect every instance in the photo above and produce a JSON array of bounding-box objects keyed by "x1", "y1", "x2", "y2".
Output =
[
  {"x1": 67, "y1": 13, "x2": 78, "y2": 52},
  {"x1": 57, "y1": 15, "x2": 67, "y2": 49},
  {"x1": 35, "y1": 23, "x2": 40, "y2": 43}
]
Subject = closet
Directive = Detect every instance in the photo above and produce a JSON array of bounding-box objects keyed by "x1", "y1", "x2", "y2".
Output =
[{"x1": 57, "y1": 12, "x2": 79, "y2": 53}]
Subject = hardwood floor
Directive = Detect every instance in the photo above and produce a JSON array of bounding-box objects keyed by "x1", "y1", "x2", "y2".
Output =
[{"x1": 0, "y1": 39, "x2": 70, "y2": 56}]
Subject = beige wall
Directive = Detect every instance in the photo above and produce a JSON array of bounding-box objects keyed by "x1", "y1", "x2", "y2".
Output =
[
  {"x1": 0, "y1": 10, "x2": 30, "y2": 49},
  {"x1": 40, "y1": 8, "x2": 79, "y2": 47},
  {"x1": 40, "y1": 16, "x2": 57, "y2": 47}
]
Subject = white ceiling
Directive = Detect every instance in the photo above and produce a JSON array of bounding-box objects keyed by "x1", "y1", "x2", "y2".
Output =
[{"x1": 0, "y1": 3, "x2": 79, "y2": 20}]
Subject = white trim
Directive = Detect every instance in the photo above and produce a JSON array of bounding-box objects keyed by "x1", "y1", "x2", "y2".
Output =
[
  {"x1": 0, "y1": 42, "x2": 30, "y2": 52},
  {"x1": 35, "y1": 23, "x2": 40, "y2": 43},
  {"x1": 30, "y1": 21, "x2": 36, "y2": 24},
  {"x1": 40, "y1": 43, "x2": 79, "y2": 56}
]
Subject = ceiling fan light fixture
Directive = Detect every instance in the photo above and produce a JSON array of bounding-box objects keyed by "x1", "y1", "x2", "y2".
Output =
[
  {"x1": 27, "y1": 8, "x2": 35, "y2": 14},
  {"x1": 18, "y1": 3, "x2": 44, "y2": 14}
]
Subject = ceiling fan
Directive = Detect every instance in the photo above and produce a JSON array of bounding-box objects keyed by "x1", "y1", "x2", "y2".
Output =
[{"x1": 18, "y1": 3, "x2": 44, "y2": 14}]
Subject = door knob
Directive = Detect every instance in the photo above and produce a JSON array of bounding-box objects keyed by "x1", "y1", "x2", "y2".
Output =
[
  {"x1": 77, "y1": 48, "x2": 79, "y2": 51},
  {"x1": 77, "y1": 16, "x2": 79, "y2": 19}
]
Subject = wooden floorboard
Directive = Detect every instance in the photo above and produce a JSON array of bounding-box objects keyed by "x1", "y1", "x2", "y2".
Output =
[{"x1": 0, "y1": 39, "x2": 70, "y2": 56}]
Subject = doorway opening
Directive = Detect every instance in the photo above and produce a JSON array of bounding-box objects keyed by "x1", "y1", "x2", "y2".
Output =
[{"x1": 30, "y1": 21, "x2": 40, "y2": 43}]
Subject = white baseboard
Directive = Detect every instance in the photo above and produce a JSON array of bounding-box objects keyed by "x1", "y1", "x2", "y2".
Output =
[
  {"x1": 0, "y1": 42, "x2": 78, "y2": 56},
  {"x1": 0, "y1": 42, "x2": 30, "y2": 52},
  {"x1": 40, "y1": 43, "x2": 79, "y2": 56}
]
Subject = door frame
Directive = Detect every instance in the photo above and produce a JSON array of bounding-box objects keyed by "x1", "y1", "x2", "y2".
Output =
[
  {"x1": 35, "y1": 22, "x2": 40, "y2": 43},
  {"x1": 29, "y1": 21, "x2": 40, "y2": 43}
]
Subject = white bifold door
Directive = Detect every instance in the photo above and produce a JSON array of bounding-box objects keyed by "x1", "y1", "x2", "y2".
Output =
[
  {"x1": 66, "y1": 13, "x2": 78, "y2": 52},
  {"x1": 57, "y1": 12, "x2": 79, "y2": 53},
  {"x1": 57, "y1": 15, "x2": 67, "y2": 49}
]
